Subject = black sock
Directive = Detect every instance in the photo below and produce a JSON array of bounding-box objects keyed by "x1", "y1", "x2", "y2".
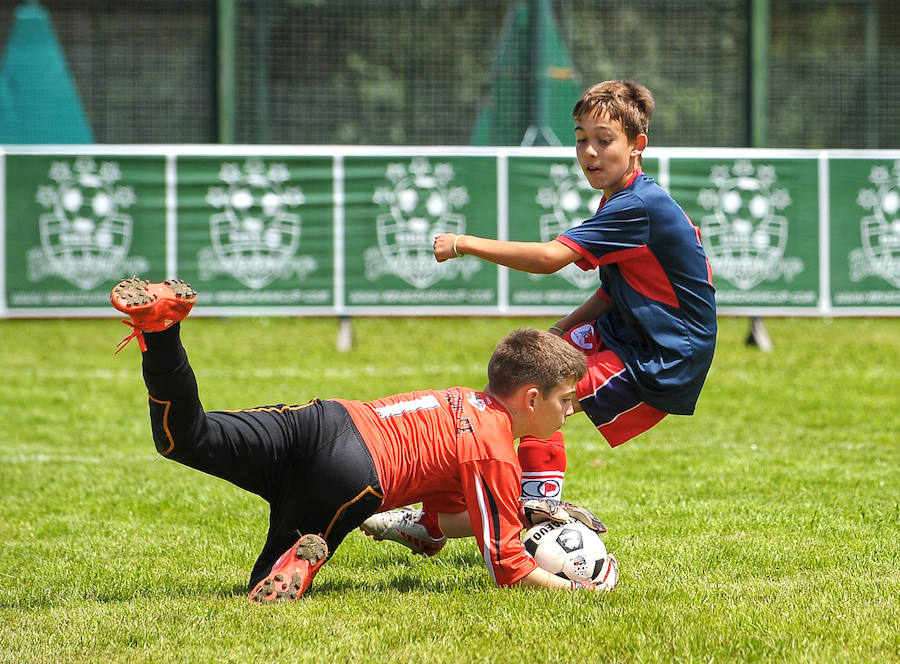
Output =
[{"x1": 141, "y1": 323, "x2": 188, "y2": 376}]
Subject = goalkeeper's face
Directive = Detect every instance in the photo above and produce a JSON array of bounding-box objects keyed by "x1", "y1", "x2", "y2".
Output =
[{"x1": 529, "y1": 381, "x2": 578, "y2": 439}]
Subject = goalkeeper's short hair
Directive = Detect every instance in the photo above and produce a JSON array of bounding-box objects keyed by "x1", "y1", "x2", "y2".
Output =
[{"x1": 487, "y1": 328, "x2": 586, "y2": 398}]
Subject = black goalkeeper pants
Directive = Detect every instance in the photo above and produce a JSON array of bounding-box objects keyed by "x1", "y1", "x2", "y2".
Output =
[{"x1": 141, "y1": 348, "x2": 384, "y2": 590}]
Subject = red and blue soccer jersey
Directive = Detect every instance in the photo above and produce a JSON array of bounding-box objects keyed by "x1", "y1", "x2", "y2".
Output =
[
  {"x1": 555, "y1": 170, "x2": 717, "y2": 415},
  {"x1": 336, "y1": 387, "x2": 538, "y2": 587}
]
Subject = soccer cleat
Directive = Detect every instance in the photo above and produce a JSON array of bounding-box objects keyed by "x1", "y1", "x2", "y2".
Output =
[
  {"x1": 359, "y1": 507, "x2": 446, "y2": 557},
  {"x1": 110, "y1": 277, "x2": 197, "y2": 353},
  {"x1": 249, "y1": 534, "x2": 328, "y2": 604}
]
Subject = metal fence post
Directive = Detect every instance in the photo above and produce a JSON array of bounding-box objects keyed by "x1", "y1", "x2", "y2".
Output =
[
  {"x1": 748, "y1": 0, "x2": 769, "y2": 149},
  {"x1": 216, "y1": 0, "x2": 236, "y2": 144}
]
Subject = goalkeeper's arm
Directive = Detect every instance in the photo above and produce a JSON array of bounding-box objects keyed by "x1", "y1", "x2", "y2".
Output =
[{"x1": 515, "y1": 559, "x2": 618, "y2": 592}]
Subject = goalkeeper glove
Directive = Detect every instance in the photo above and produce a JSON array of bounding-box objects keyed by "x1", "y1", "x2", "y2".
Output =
[
  {"x1": 569, "y1": 553, "x2": 619, "y2": 592},
  {"x1": 520, "y1": 498, "x2": 607, "y2": 534}
]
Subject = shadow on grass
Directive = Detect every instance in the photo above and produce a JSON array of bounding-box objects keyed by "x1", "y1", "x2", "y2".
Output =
[
  {"x1": 0, "y1": 549, "x2": 487, "y2": 609},
  {"x1": 226, "y1": 548, "x2": 487, "y2": 598}
]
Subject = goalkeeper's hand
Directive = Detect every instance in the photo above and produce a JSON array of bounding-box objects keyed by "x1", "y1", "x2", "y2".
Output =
[
  {"x1": 569, "y1": 553, "x2": 619, "y2": 592},
  {"x1": 519, "y1": 498, "x2": 607, "y2": 534}
]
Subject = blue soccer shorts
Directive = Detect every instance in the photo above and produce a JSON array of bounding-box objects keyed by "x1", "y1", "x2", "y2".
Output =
[{"x1": 563, "y1": 322, "x2": 667, "y2": 447}]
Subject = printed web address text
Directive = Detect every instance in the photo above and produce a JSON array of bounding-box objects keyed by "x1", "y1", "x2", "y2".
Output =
[{"x1": 349, "y1": 289, "x2": 495, "y2": 305}]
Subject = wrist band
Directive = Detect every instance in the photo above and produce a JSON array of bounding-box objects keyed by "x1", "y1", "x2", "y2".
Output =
[
  {"x1": 452, "y1": 235, "x2": 463, "y2": 258},
  {"x1": 549, "y1": 325, "x2": 566, "y2": 335}
]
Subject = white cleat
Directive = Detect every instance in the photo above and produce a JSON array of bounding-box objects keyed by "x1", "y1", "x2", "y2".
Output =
[{"x1": 360, "y1": 507, "x2": 447, "y2": 557}]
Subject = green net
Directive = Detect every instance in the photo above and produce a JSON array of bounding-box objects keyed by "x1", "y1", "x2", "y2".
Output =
[
  {"x1": 0, "y1": 0, "x2": 896, "y2": 148},
  {"x1": 0, "y1": 2, "x2": 92, "y2": 143},
  {"x1": 768, "y1": 0, "x2": 900, "y2": 149},
  {"x1": 0, "y1": 0, "x2": 213, "y2": 144}
]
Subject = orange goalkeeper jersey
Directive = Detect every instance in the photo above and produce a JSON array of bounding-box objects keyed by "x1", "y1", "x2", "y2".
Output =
[{"x1": 334, "y1": 387, "x2": 538, "y2": 587}]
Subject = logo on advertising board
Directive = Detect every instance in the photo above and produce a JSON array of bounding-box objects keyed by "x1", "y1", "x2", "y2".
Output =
[
  {"x1": 200, "y1": 159, "x2": 311, "y2": 289},
  {"x1": 851, "y1": 161, "x2": 900, "y2": 289},
  {"x1": 366, "y1": 157, "x2": 478, "y2": 289},
  {"x1": 697, "y1": 160, "x2": 802, "y2": 290},
  {"x1": 28, "y1": 157, "x2": 146, "y2": 289},
  {"x1": 535, "y1": 163, "x2": 603, "y2": 289}
]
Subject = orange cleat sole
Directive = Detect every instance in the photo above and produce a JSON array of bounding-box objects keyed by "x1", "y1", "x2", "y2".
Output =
[
  {"x1": 111, "y1": 278, "x2": 196, "y2": 332},
  {"x1": 249, "y1": 534, "x2": 328, "y2": 604}
]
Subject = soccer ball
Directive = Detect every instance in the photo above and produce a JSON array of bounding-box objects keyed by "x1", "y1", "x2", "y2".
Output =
[{"x1": 522, "y1": 519, "x2": 613, "y2": 584}]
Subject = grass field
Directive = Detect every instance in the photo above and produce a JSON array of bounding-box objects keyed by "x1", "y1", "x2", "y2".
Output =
[{"x1": 1, "y1": 315, "x2": 898, "y2": 663}]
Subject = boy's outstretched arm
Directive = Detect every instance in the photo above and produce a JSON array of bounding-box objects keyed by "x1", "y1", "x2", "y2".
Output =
[{"x1": 434, "y1": 233, "x2": 579, "y2": 274}]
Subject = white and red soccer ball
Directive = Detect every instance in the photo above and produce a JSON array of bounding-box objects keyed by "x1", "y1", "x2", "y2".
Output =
[{"x1": 522, "y1": 519, "x2": 618, "y2": 588}]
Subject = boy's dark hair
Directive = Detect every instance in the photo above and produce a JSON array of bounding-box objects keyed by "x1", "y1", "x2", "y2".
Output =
[
  {"x1": 487, "y1": 328, "x2": 587, "y2": 398},
  {"x1": 572, "y1": 80, "x2": 655, "y2": 142}
]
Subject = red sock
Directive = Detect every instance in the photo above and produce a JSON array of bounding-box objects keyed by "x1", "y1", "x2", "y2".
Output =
[
  {"x1": 517, "y1": 430, "x2": 566, "y2": 501},
  {"x1": 418, "y1": 509, "x2": 445, "y2": 539}
]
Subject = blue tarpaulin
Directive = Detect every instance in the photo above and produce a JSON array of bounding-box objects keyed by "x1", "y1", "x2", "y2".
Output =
[{"x1": 0, "y1": 1, "x2": 93, "y2": 143}]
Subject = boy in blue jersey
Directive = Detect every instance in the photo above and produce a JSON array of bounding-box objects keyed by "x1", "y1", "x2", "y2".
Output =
[
  {"x1": 362, "y1": 81, "x2": 716, "y2": 556},
  {"x1": 436, "y1": 77, "x2": 716, "y2": 461}
]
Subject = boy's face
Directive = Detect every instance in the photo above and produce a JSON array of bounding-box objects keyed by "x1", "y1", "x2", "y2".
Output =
[
  {"x1": 574, "y1": 112, "x2": 646, "y2": 196},
  {"x1": 528, "y1": 381, "x2": 578, "y2": 439}
]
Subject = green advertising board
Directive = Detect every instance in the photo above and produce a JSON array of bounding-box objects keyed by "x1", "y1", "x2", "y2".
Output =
[
  {"x1": 4, "y1": 154, "x2": 165, "y2": 310},
  {"x1": 174, "y1": 156, "x2": 335, "y2": 309},
  {"x1": 670, "y1": 156, "x2": 820, "y2": 310},
  {"x1": 2, "y1": 147, "x2": 898, "y2": 318},
  {"x1": 829, "y1": 158, "x2": 900, "y2": 308},
  {"x1": 342, "y1": 155, "x2": 498, "y2": 311}
]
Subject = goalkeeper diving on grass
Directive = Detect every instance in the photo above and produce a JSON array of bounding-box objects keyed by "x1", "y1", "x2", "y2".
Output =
[{"x1": 111, "y1": 277, "x2": 618, "y2": 603}]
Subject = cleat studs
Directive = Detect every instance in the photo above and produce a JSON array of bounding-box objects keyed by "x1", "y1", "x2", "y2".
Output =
[
  {"x1": 296, "y1": 535, "x2": 327, "y2": 562},
  {"x1": 273, "y1": 574, "x2": 284, "y2": 583},
  {"x1": 165, "y1": 279, "x2": 197, "y2": 300}
]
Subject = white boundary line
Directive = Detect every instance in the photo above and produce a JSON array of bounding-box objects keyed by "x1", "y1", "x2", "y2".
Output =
[
  {"x1": 165, "y1": 152, "x2": 178, "y2": 279},
  {"x1": 818, "y1": 152, "x2": 832, "y2": 315},
  {"x1": 657, "y1": 153, "x2": 670, "y2": 192},
  {"x1": 333, "y1": 154, "x2": 345, "y2": 314},
  {"x1": 497, "y1": 149, "x2": 509, "y2": 313},
  {"x1": 3, "y1": 303, "x2": 899, "y2": 319},
  {"x1": 5, "y1": 144, "x2": 898, "y2": 160}
]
